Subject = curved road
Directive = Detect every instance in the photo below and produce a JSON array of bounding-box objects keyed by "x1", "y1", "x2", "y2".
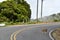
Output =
[{"x1": 0, "y1": 23, "x2": 60, "y2": 40}]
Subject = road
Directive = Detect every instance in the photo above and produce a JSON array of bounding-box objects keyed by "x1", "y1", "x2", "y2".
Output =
[{"x1": 0, "y1": 23, "x2": 60, "y2": 40}]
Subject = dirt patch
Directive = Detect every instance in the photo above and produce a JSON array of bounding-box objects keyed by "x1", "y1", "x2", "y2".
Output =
[
  {"x1": 42, "y1": 28, "x2": 47, "y2": 32},
  {"x1": 52, "y1": 28, "x2": 60, "y2": 40}
]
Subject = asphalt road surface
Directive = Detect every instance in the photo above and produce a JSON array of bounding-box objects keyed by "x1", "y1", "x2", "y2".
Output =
[{"x1": 0, "y1": 23, "x2": 60, "y2": 40}]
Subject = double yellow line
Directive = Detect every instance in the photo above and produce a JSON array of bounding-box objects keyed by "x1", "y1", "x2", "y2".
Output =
[
  {"x1": 10, "y1": 24, "x2": 50, "y2": 40},
  {"x1": 10, "y1": 27, "x2": 35, "y2": 40},
  {"x1": 10, "y1": 23, "x2": 58, "y2": 40},
  {"x1": 10, "y1": 28, "x2": 26, "y2": 40}
]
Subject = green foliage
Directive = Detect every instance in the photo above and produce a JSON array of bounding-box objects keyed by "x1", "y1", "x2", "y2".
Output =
[
  {"x1": 50, "y1": 13, "x2": 60, "y2": 22},
  {"x1": 0, "y1": 0, "x2": 31, "y2": 23},
  {"x1": 51, "y1": 14, "x2": 56, "y2": 17},
  {"x1": 53, "y1": 19, "x2": 58, "y2": 22}
]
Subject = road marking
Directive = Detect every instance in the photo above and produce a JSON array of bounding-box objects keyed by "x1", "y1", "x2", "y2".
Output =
[
  {"x1": 14, "y1": 28, "x2": 26, "y2": 40},
  {"x1": 14, "y1": 27, "x2": 34, "y2": 40},
  {"x1": 10, "y1": 31, "x2": 16, "y2": 40},
  {"x1": 10, "y1": 27, "x2": 33, "y2": 40},
  {"x1": 49, "y1": 29, "x2": 55, "y2": 40},
  {"x1": 10, "y1": 26, "x2": 32, "y2": 40},
  {"x1": 10, "y1": 23, "x2": 58, "y2": 40}
]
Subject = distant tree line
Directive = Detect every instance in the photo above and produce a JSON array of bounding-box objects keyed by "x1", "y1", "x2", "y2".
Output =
[
  {"x1": 50, "y1": 13, "x2": 60, "y2": 22},
  {"x1": 40, "y1": 13, "x2": 60, "y2": 22},
  {"x1": 0, "y1": 0, "x2": 31, "y2": 23}
]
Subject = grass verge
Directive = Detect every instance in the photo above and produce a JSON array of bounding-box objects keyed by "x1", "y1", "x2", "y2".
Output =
[{"x1": 52, "y1": 28, "x2": 60, "y2": 40}]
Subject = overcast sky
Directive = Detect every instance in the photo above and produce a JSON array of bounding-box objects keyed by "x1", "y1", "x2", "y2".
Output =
[{"x1": 0, "y1": 0, "x2": 60, "y2": 19}]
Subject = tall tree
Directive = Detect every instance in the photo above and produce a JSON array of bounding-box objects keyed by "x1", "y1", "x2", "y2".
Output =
[{"x1": 0, "y1": 0, "x2": 31, "y2": 22}]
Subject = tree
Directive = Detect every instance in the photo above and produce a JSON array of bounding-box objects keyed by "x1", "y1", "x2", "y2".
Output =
[
  {"x1": 51, "y1": 14, "x2": 56, "y2": 17},
  {"x1": 0, "y1": 0, "x2": 31, "y2": 22}
]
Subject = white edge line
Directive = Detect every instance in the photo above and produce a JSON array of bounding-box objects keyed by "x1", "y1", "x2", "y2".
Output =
[{"x1": 49, "y1": 30, "x2": 55, "y2": 40}]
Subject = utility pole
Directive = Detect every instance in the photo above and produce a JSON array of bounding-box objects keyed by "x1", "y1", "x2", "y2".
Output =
[
  {"x1": 36, "y1": 0, "x2": 39, "y2": 22},
  {"x1": 41, "y1": 0, "x2": 43, "y2": 19}
]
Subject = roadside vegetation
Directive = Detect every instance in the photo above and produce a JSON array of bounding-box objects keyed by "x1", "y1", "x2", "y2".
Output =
[
  {"x1": 41, "y1": 13, "x2": 60, "y2": 22},
  {"x1": 52, "y1": 28, "x2": 60, "y2": 40},
  {"x1": 0, "y1": 0, "x2": 31, "y2": 25},
  {"x1": 0, "y1": 0, "x2": 60, "y2": 26}
]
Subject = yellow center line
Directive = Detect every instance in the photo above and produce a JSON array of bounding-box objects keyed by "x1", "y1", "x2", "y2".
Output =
[
  {"x1": 14, "y1": 27, "x2": 34, "y2": 40},
  {"x1": 10, "y1": 27, "x2": 29, "y2": 40},
  {"x1": 10, "y1": 25, "x2": 49, "y2": 40},
  {"x1": 10, "y1": 27, "x2": 36, "y2": 40},
  {"x1": 14, "y1": 28, "x2": 26, "y2": 40},
  {"x1": 10, "y1": 31, "x2": 17, "y2": 40},
  {"x1": 10, "y1": 23, "x2": 59, "y2": 40}
]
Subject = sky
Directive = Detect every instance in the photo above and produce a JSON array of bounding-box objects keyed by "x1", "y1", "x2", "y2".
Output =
[{"x1": 0, "y1": 0, "x2": 60, "y2": 19}]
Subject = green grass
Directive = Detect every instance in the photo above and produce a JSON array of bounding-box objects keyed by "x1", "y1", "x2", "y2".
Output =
[{"x1": 1, "y1": 21, "x2": 41, "y2": 26}]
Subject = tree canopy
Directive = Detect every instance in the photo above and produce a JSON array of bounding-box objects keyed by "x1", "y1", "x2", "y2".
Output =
[{"x1": 0, "y1": 0, "x2": 31, "y2": 22}]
